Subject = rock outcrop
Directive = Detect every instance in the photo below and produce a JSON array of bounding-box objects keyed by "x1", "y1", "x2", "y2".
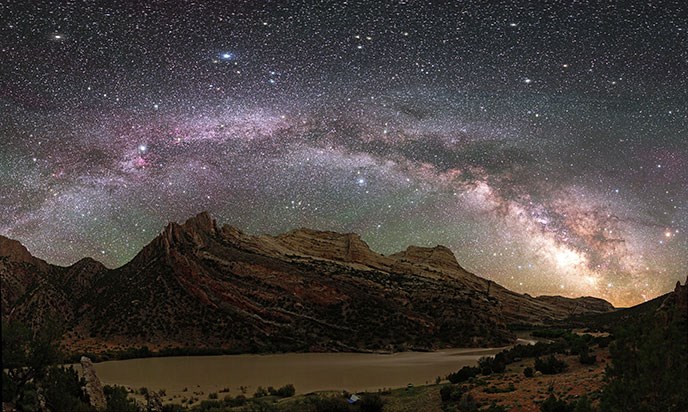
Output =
[
  {"x1": 145, "y1": 391, "x2": 163, "y2": 412},
  {"x1": 80, "y1": 356, "x2": 106, "y2": 411}
]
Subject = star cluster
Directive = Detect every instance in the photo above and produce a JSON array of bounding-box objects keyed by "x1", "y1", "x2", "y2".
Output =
[{"x1": 1, "y1": 1, "x2": 686, "y2": 307}]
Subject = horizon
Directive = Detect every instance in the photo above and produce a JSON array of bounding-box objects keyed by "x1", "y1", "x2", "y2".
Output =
[{"x1": 1, "y1": 2, "x2": 686, "y2": 308}]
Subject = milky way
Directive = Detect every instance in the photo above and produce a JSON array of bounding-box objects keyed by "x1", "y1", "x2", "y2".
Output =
[{"x1": 1, "y1": 1, "x2": 686, "y2": 306}]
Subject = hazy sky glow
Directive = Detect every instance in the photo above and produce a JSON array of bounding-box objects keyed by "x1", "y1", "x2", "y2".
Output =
[{"x1": 1, "y1": 1, "x2": 686, "y2": 307}]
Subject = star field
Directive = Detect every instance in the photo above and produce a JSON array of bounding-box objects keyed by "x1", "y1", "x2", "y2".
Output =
[{"x1": 1, "y1": 1, "x2": 686, "y2": 307}]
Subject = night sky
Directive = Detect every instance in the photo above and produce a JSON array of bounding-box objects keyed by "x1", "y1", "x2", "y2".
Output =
[{"x1": 1, "y1": 1, "x2": 686, "y2": 307}]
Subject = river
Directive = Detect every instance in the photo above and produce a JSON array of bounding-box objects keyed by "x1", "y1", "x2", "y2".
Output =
[{"x1": 86, "y1": 340, "x2": 533, "y2": 397}]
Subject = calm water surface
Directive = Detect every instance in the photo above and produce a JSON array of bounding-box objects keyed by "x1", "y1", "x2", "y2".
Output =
[{"x1": 88, "y1": 341, "x2": 532, "y2": 396}]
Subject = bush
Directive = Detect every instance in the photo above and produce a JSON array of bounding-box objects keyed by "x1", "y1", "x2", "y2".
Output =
[
  {"x1": 573, "y1": 397, "x2": 595, "y2": 412},
  {"x1": 208, "y1": 392, "x2": 218, "y2": 399},
  {"x1": 440, "y1": 385, "x2": 467, "y2": 404},
  {"x1": 447, "y1": 366, "x2": 480, "y2": 383},
  {"x1": 223, "y1": 394, "x2": 247, "y2": 407},
  {"x1": 243, "y1": 399, "x2": 279, "y2": 412},
  {"x1": 254, "y1": 386, "x2": 268, "y2": 398},
  {"x1": 478, "y1": 356, "x2": 506, "y2": 375},
  {"x1": 458, "y1": 393, "x2": 479, "y2": 411},
  {"x1": 275, "y1": 383, "x2": 295, "y2": 397},
  {"x1": 197, "y1": 399, "x2": 222, "y2": 411},
  {"x1": 535, "y1": 355, "x2": 568, "y2": 375},
  {"x1": 523, "y1": 366, "x2": 534, "y2": 377},
  {"x1": 104, "y1": 385, "x2": 138, "y2": 412},
  {"x1": 539, "y1": 395, "x2": 595, "y2": 412},
  {"x1": 540, "y1": 394, "x2": 573, "y2": 412},
  {"x1": 439, "y1": 385, "x2": 452, "y2": 402},
  {"x1": 593, "y1": 335, "x2": 613, "y2": 348},
  {"x1": 311, "y1": 396, "x2": 350, "y2": 412},
  {"x1": 359, "y1": 393, "x2": 384, "y2": 412},
  {"x1": 579, "y1": 350, "x2": 596, "y2": 365}
]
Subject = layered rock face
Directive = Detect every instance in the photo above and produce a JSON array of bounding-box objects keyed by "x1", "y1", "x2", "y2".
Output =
[{"x1": 2, "y1": 212, "x2": 615, "y2": 354}]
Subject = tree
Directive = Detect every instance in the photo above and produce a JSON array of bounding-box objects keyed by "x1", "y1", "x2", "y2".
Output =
[
  {"x1": 42, "y1": 366, "x2": 95, "y2": 412},
  {"x1": 2, "y1": 320, "x2": 63, "y2": 410},
  {"x1": 600, "y1": 306, "x2": 688, "y2": 412}
]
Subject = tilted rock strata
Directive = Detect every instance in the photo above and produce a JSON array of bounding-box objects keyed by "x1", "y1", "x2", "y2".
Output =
[{"x1": 1, "y1": 212, "x2": 614, "y2": 354}]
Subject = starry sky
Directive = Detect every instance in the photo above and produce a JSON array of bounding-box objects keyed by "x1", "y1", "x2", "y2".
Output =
[{"x1": 1, "y1": 1, "x2": 686, "y2": 307}]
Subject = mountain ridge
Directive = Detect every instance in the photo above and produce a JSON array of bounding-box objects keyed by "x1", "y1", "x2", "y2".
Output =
[{"x1": 1, "y1": 211, "x2": 614, "y2": 355}]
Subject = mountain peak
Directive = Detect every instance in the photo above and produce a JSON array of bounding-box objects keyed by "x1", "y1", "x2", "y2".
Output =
[
  {"x1": 69, "y1": 257, "x2": 107, "y2": 271},
  {"x1": 181, "y1": 211, "x2": 217, "y2": 234},
  {"x1": 137, "y1": 212, "x2": 220, "y2": 260},
  {"x1": 391, "y1": 244, "x2": 466, "y2": 273},
  {"x1": 0, "y1": 235, "x2": 47, "y2": 268}
]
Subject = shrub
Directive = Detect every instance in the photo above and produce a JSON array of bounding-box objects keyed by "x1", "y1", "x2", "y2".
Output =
[
  {"x1": 535, "y1": 355, "x2": 568, "y2": 375},
  {"x1": 197, "y1": 399, "x2": 222, "y2": 411},
  {"x1": 439, "y1": 385, "x2": 466, "y2": 404},
  {"x1": 572, "y1": 397, "x2": 595, "y2": 412},
  {"x1": 524, "y1": 366, "x2": 534, "y2": 377},
  {"x1": 478, "y1": 356, "x2": 506, "y2": 375},
  {"x1": 458, "y1": 393, "x2": 479, "y2": 411},
  {"x1": 223, "y1": 394, "x2": 247, "y2": 407},
  {"x1": 359, "y1": 393, "x2": 385, "y2": 412},
  {"x1": 540, "y1": 394, "x2": 573, "y2": 412},
  {"x1": 254, "y1": 386, "x2": 268, "y2": 398},
  {"x1": 275, "y1": 383, "x2": 296, "y2": 397},
  {"x1": 104, "y1": 385, "x2": 138, "y2": 412},
  {"x1": 439, "y1": 385, "x2": 452, "y2": 402},
  {"x1": 208, "y1": 392, "x2": 218, "y2": 399},
  {"x1": 579, "y1": 350, "x2": 596, "y2": 365},
  {"x1": 447, "y1": 365, "x2": 480, "y2": 383},
  {"x1": 311, "y1": 396, "x2": 350, "y2": 412}
]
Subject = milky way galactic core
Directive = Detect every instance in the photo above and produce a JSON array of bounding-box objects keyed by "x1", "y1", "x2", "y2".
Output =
[{"x1": 1, "y1": 1, "x2": 686, "y2": 307}]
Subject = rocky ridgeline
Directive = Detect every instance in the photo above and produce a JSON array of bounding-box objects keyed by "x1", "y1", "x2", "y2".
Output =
[{"x1": 2, "y1": 212, "x2": 615, "y2": 355}]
